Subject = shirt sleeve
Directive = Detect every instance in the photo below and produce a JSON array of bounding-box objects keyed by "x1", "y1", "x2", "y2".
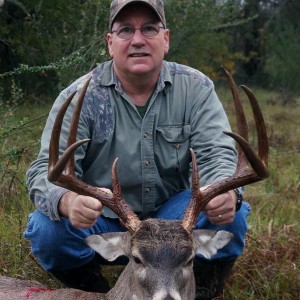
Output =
[{"x1": 190, "y1": 75, "x2": 238, "y2": 186}]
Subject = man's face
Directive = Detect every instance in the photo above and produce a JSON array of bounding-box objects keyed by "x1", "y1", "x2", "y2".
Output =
[{"x1": 106, "y1": 4, "x2": 170, "y2": 79}]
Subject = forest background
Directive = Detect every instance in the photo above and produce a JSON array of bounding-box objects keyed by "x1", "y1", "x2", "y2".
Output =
[{"x1": 0, "y1": 0, "x2": 299, "y2": 299}]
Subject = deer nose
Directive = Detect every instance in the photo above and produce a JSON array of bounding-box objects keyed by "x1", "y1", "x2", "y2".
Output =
[{"x1": 163, "y1": 296, "x2": 176, "y2": 300}]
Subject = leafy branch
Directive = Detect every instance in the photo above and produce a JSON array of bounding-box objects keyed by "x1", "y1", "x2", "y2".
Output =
[
  {"x1": 0, "y1": 113, "x2": 48, "y2": 139},
  {"x1": 0, "y1": 46, "x2": 89, "y2": 79}
]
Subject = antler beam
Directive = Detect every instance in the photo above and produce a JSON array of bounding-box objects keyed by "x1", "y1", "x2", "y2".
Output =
[
  {"x1": 182, "y1": 68, "x2": 269, "y2": 233},
  {"x1": 48, "y1": 78, "x2": 141, "y2": 233}
]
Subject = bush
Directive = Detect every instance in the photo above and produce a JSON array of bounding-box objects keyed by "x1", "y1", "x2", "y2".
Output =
[{"x1": 262, "y1": 22, "x2": 300, "y2": 103}]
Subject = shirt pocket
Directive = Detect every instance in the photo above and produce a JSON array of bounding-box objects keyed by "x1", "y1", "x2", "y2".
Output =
[{"x1": 155, "y1": 124, "x2": 191, "y2": 175}]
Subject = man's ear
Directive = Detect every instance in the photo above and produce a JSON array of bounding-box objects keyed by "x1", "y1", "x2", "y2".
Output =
[
  {"x1": 192, "y1": 230, "x2": 234, "y2": 259},
  {"x1": 163, "y1": 29, "x2": 170, "y2": 54},
  {"x1": 106, "y1": 33, "x2": 114, "y2": 58},
  {"x1": 85, "y1": 232, "x2": 131, "y2": 261}
]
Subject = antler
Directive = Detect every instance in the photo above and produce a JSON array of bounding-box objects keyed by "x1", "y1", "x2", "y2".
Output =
[
  {"x1": 48, "y1": 77, "x2": 141, "y2": 233},
  {"x1": 182, "y1": 67, "x2": 269, "y2": 233}
]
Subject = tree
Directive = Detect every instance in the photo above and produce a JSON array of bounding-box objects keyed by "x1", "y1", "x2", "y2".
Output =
[
  {"x1": 262, "y1": 0, "x2": 300, "y2": 101},
  {"x1": 1, "y1": 0, "x2": 246, "y2": 97},
  {"x1": 0, "y1": 0, "x2": 110, "y2": 102},
  {"x1": 165, "y1": 0, "x2": 244, "y2": 80}
]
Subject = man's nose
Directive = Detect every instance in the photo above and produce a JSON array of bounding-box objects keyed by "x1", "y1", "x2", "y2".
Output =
[{"x1": 131, "y1": 29, "x2": 146, "y2": 45}]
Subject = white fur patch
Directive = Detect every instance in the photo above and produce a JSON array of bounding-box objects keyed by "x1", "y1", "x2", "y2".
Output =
[
  {"x1": 136, "y1": 268, "x2": 146, "y2": 281},
  {"x1": 85, "y1": 233, "x2": 130, "y2": 261},
  {"x1": 193, "y1": 229, "x2": 234, "y2": 259},
  {"x1": 152, "y1": 289, "x2": 181, "y2": 300}
]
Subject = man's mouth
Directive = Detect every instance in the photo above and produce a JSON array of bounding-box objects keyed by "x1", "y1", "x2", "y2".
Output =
[
  {"x1": 128, "y1": 48, "x2": 151, "y2": 57},
  {"x1": 129, "y1": 53, "x2": 150, "y2": 57}
]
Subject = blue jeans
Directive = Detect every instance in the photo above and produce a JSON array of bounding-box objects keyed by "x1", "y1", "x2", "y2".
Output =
[{"x1": 24, "y1": 190, "x2": 250, "y2": 271}]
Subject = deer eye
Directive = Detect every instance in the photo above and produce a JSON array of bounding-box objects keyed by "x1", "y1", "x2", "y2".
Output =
[{"x1": 133, "y1": 256, "x2": 143, "y2": 265}]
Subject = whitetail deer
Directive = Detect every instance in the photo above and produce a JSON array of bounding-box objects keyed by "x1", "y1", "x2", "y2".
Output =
[{"x1": 0, "y1": 68, "x2": 269, "y2": 299}]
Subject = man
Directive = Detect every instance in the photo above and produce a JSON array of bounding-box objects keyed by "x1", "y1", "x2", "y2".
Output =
[{"x1": 24, "y1": 0, "x2": 248, "y2": 299}]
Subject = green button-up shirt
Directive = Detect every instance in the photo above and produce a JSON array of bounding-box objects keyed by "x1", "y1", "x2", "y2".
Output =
[{"x1": 26, "y1": 60, "x2": 237, "y2": 220}]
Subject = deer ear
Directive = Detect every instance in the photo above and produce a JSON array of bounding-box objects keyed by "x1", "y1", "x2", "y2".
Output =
[
  {"x1": 85, "y1": 232, "x2": 131, "y2": 261},
  {"x1": 192, "y1": 230, "x2": 234, "y2": 259}
]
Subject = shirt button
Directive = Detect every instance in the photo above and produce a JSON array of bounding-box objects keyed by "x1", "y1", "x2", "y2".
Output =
[
  {"x1": 176, "y1": 143, "x2": 181, "y2": 149},
  {"x1": 145, "y1": 188, "x2": 151, "y2": 193},
  {"x1": 145, "y1": 160, "x2": 151, "y2": 166},
  {"x1": 143, "y1": 133, "x2": 148, "y2": 138}
]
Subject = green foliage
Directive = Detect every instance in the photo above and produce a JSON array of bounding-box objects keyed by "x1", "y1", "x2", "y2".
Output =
[
  {"x1": 0, "y1": 0, "x2": 110, "y2": 100},
  {"x1": 238, "y1": 0, "x2": 300, "y2": 102},
  {"x1": 263, "y1": 22, "x2": 300, "y2": 100},
  {"x1": 0, "y1": 47, "x2": 90, "y2": 79},
  {"x1": 165, "y1": 0, "x2": 246, "y2": 79},
  {"x1": 1, "y1": 0, "x2": 300, "y2": 102},
  {"x1": 0, "y1": 0, "x2": 258, "y2": 102},
  {"x1": 0, "y1": 102, "x2": 48, "y2": 210}
]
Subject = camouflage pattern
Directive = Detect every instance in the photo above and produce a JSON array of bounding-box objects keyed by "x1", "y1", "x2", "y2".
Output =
[{"x1": 109, "y1": 0, "x2": 166, "y2": 30}]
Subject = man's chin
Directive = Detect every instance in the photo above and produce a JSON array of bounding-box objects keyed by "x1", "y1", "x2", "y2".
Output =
[{"x1": 128, "y1": 65, "x2": 154, "y2": 76}]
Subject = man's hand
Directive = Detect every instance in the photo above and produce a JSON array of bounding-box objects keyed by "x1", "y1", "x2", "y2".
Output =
[
  {"x1": 203, "y1": 190, "x2": 237, "y2": 225},
  {"x1": 58, "y1": 189, "x2": 112, "y2": 228}
]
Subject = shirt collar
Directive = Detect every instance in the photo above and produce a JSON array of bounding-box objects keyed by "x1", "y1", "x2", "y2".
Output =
[{"x1": 98, "y1": 60, "x2": 173, "y2": 93}]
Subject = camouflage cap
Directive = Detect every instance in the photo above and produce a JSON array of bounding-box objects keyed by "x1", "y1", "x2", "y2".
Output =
[{"x1": 109, "y1": 0, "x2": 166, "y2": 30}]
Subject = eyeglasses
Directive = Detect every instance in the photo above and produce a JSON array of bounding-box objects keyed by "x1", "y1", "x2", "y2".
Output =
[{"x1": 111, "y1": 24, "x2": 165, "y2": 40}]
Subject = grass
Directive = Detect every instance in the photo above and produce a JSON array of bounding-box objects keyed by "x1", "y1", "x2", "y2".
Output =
[
  {"x1": 0, "y1": 85, "x2": 299, "y2": 299},
  {"x1": 220, "y1": 85, "x2": 300, "y2": 299}
]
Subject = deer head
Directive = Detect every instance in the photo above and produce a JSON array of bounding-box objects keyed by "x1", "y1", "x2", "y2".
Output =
[{"x1": 47, "y1": 68, "x2": 269, "y2": 299}]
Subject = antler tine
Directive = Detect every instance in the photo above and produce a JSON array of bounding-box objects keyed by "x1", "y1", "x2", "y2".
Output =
[
  {"x1": 182, "y1": 68, "x2": 269, "y2": 234},
  {"x1": 222, "y1": 66, "x2": 249, "y2": 142},
  {"x1": 223, "y1": 72, "x2": 269, "y2": 178},
  {"x1": 48, "y1": 79, "x2": 91, "y2": 182},
  {"x1": 48, "y1": 78, "x2": 141, "y2": 233},
  {"x1": 65, "y1": 77, "x2": 92, "y2": 175},
  {"x1": 48, "y1": 89, "x2": 74, "y2": 181},
  {"x1": 241, "y1": 85, "x2": 269, "y2": 166},
  {"x1": 181, "y1": 149, "x2": 203, "y2": 233},
  {"x1": 222, "y1": 66, "x2": 249, "y2": 172},
  {"x1": 112, "y1": 158, "x2": 141, "y2": 232}
]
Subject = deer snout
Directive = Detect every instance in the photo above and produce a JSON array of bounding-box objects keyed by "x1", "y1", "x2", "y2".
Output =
[
  {"x1": 152, "y1": 290, "x2": 181, "y2": 300},
  {"x1": 163, "y1": 296, "x2": 179, "y2": 300}
]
